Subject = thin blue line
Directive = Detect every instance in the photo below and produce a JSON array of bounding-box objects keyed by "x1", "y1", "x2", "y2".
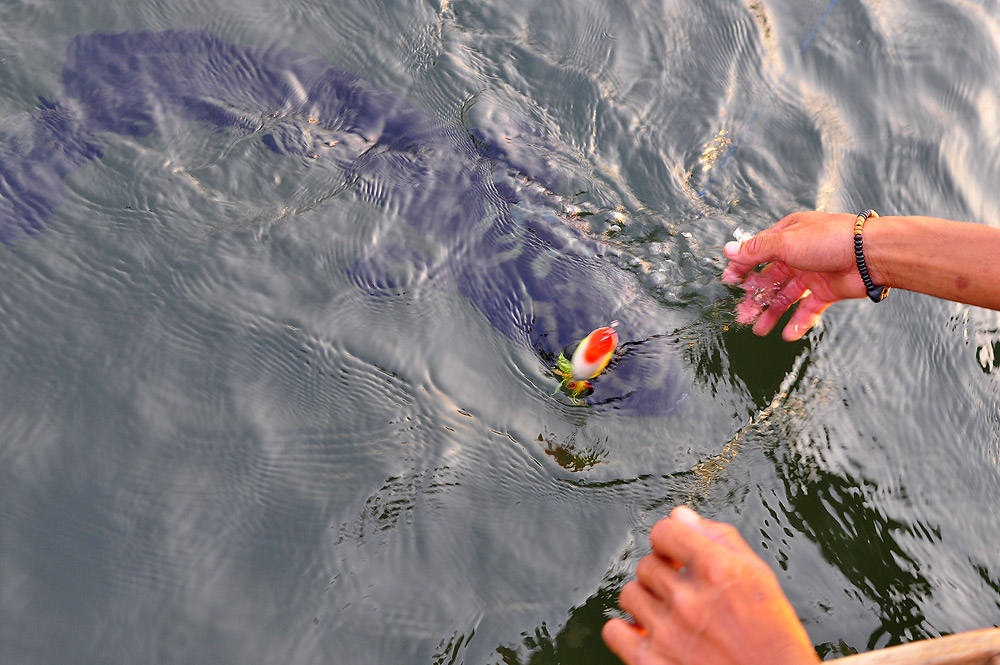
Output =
[{"x1": 698, "y1": 0, "x2": 841, "y2": 197}]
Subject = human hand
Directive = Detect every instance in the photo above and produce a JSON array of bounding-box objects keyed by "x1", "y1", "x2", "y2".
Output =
[
  {"x1": 602, "y1": 506, "x2": 819, "y2": 665},
  {"x1": 721, "y1": 211, "x2": 869, "y2": 341}
]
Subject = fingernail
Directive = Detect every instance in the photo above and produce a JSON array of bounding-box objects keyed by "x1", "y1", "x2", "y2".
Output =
[
  {"x1": 672, "y1": 505, "x2": 700, "y2": 524},
  {"x1": 723, "y1": 241, "x2": 740, "y2": 258}
]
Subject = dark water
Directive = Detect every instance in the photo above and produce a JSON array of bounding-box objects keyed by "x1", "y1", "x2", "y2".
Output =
[{"x1": 1, "y1": 0, "x2": 999, "y2": 663}]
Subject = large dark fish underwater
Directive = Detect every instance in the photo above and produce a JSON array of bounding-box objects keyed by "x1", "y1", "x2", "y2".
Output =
[{"x1": 0, "y1": 30, "x2": 686, "y2": 414}]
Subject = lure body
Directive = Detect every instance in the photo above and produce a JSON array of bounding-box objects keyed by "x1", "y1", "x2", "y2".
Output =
[
  {"x1": 570, "y1": 326, "x2": 618, "y2": 380},
  {"x1": 552, "y1": 326, "x2": 619, "y2": 399}
]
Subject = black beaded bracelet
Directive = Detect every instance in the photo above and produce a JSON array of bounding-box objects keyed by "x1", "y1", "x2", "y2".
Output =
[{"x1": 853, "y1": 209, "x2": 890, "y2": 303}]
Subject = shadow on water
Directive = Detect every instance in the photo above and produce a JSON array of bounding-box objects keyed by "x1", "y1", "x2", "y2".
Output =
[{"x1": 1, "y1": 29, "x2": 689, "y2": 416}]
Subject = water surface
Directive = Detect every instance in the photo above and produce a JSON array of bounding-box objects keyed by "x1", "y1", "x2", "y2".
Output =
[{"x1": 1, "y1": 0, "x2": 999, "y2": 663}]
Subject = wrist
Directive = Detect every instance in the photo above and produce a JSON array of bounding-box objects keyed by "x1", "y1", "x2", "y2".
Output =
[
  {"x1": 851, "y1": 210, "x2": 890, "y2": 302},
  {"x1": 857, "y1": 214, "x2": 904, "y2": 288}
]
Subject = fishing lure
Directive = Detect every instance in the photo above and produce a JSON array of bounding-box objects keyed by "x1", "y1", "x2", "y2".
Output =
[{"x1": 553, "y1": 326, "x2": 619, "y2": 399}]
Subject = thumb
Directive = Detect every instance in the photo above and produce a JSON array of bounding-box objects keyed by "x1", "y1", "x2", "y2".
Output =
[{"x1": 724, "y1": 230, "x2": 782, "y2": 266}]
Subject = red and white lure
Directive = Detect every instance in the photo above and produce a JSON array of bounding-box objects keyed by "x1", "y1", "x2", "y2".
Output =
[{"x1": 554, "y1": 325, "x2": 619, "y2": 399}]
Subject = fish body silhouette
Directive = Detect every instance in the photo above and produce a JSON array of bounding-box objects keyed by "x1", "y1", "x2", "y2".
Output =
[{"x1": 0, "y1": 30, "x2": 684, "y2": 413}]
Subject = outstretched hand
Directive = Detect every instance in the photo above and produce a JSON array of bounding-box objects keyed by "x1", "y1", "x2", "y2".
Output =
[
  {"x1": 722, "y1": 211, "x2": 869, "y2": 341},
  {"x1": 602, "y1": 506, "x2": 819, "y2": 665}
]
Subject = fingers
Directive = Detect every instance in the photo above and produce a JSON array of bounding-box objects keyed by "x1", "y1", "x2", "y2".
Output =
[
  {"x1": 648, "y1": 506, "x2": 754, "y2": 574},
  {"x1": 722, "y1": 211, "x2": 864, "y2": 340},
  {"x1": 729, "y1": 262, "x2": 798, "y2": 334},
  {"x1": 618, "y1": 579, "x2": 668, "y2": 628},
  {"x1": 606, "y1": 520, "x2": 820, "y2": 665},
  {"x1": 635, "y1": 548, "x2": 683, "y2": 598},
  {"x1": 750, "y1": 275, "x2": 808, "y2": 337},
  {"x1": 603, "y1": 554, "x2": 677, "y2": 663},
  {"x1": 603, "y1": 507, "x2": 765, "y2": 663},
  {"x1": 727, "y1": 257, "x2": 832, "y2": 338},
  {"x1": 673, "y1": 509, "x2": 755, "y2": 558},
  {"x1": 739, "y1": 274, "x2": 832, "y2": 340},
  {"x1": 601, "y1": 618, "x2": 646, "y2": 664},
  {"x1": 647, "y1": 507, "x2": 721, "y2": 573},
  {"x1": 721, "y1": 259, "x2": 755, "y2": 285},
  {"x1": 781, "y1": 292, "x2": 833, "y2": 341}
]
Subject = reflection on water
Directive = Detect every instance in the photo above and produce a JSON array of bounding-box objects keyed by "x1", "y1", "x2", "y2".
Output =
[
  {"x1": 1, "y1": 0, "x2": 1000, "y2": 664},
  {"x1": 494, "y1": 585, "x2": 624, "y2": 665},
  {"x1": 776, "y1": 451, "x2": 939, "y2": 648}
]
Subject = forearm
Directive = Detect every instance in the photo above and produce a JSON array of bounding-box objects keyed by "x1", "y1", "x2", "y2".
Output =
[{"x1": 865, "y1": 216, "x2": 1000, "y2": 311}]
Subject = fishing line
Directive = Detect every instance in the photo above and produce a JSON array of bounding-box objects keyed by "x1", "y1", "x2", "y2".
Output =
[{"x1": 698, "y1": 0, "x2": 841, "y2": 197}]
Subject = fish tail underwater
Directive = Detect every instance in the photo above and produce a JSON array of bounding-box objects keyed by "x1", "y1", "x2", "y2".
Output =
[{"x1": 0, "y1": 29, "x2": 685, "y2": 414}]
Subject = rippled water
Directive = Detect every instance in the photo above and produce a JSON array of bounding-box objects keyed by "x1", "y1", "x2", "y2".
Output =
[{"x1": 1, "y1": 0, "x2": 999, "y2": 663}]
